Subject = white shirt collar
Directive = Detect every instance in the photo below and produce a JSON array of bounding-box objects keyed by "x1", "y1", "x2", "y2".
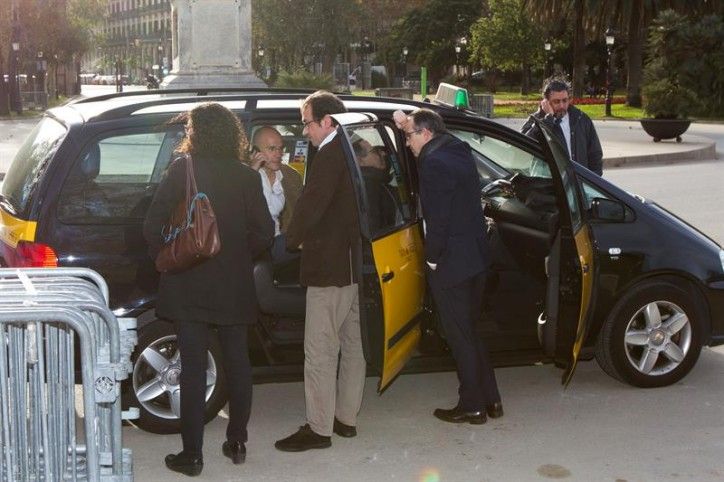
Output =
[{"x1": 318, "y1": 129, "x2": 337, "y2": 149}]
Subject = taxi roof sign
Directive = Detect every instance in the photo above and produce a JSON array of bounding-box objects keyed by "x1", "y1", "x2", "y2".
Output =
[{"x1": 433, "y1": 82, "x2": 470, "y2": 110}]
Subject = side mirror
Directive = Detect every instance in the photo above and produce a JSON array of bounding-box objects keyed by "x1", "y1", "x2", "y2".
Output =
[{"x1": 590, "y1": 197, "x2": 626, "y2": 222}]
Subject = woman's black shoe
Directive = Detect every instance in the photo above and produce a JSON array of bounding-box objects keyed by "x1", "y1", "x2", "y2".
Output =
[
  {"x1": 164, "y1": 452, "x2": 203, "y2": 477},
  {"x1": 222, "y1": 441, "x2": 246, "y2": 464}
]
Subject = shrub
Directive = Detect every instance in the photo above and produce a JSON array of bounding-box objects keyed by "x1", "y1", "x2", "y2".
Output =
[
  {"x1": 274, "y1": 70, "x2": 334, "y2": 90},
  {"x1": 642, "y1": 10, "x2": 721, "y2": 118},
  {"x1": 642, "y1": 78, "x2": 700, "y2": 119}
]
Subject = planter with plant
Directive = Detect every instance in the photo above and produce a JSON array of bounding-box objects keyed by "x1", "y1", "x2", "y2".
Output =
[{"x1": 640, "y1": 10, "x2": 702, "y2": 143}]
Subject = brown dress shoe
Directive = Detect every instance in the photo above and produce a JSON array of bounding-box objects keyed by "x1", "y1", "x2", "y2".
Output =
[
  {"x1": 275, "y1": 424, "x2": 332, "y2": 452},
  {"x1": 433, "y1": 406, "x2": 487, "y2": 425},
  {"x1": 333, "y1": 417, "x2": 357, "y2": 438}
]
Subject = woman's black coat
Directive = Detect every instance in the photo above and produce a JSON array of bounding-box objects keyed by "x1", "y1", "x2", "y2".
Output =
[{"x1": 143, "y1": 155, "x2": 274, "y2": 325}]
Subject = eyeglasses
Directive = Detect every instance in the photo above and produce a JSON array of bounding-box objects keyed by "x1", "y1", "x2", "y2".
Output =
[
  {"x1": 262, "y1": 145, "x2": 286, "y2": 153},
  {"x1": 301, "y1": 119, "x2": 318, "y2": 128},
  {"x1": 404, "y1": 129, "x2": 423, "y2": 140}
]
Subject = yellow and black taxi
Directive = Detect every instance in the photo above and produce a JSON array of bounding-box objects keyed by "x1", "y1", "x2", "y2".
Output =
[{"x1": 2, "y1": 88, "x2": 723, "y2": 434}]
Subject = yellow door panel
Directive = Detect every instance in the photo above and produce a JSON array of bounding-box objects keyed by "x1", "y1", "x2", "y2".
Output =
[
  {"x1": 0, "y1": 209, "x2": 37, "y2": 248},
  {"x1": 371, "y1": 224, "x2": 426, "y2": 391},
  {"x1": 562, "y1": 224, "x2": 595, "y2": 386}
]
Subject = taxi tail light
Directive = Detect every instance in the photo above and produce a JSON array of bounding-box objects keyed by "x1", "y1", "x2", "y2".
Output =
[{"x1": 14, "y1": 241, "x2": 59, "y2": 268}]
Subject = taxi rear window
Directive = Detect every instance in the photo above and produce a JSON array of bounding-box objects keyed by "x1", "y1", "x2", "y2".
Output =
[{"x1": 1, "y1": 117, "x2": 67, "y2": 216}]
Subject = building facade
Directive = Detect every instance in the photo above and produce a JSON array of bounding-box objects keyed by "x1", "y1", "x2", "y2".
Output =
[{"x1": 85, "y1": 0, "x2": 172, "y2": 82}]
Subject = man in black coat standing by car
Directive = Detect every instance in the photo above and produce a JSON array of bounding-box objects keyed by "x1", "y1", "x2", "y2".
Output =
[
  {"x1": 521, "y1": 77, "x2": 603, "y2": 175},
  {"x1": 393, "y1": 108, "x2": 503, "y2": 425}
]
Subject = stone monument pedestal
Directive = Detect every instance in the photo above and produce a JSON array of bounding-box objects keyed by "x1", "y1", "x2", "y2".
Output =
[{"x1": 161, "y1": 0, "x2": 265, "y2": 89}]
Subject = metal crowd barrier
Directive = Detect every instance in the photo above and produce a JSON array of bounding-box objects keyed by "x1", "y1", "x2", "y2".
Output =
[{"x1": 0, "y1": 268, "x2": 136, "y2": 481}]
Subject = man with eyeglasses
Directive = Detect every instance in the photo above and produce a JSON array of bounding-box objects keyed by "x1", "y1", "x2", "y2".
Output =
[
  {"x1": 250, "y1": 126, "x2": 303, "y2": 238},
  {"x1": 393, "y1": 108, "x2": 503, "y2": 426},
  {"x1": 276, "y1": 91, "x2": 365, "y2": 452}
]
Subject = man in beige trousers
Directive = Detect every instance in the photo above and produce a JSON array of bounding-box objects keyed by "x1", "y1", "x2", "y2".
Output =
[{"x1": 275, "y1": 91, "x2": 365, "y2": 451}]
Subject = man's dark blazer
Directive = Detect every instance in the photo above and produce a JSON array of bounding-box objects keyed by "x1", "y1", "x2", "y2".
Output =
[{"x1": 418, "y1": 133, "x2": 489, "y2": 288}]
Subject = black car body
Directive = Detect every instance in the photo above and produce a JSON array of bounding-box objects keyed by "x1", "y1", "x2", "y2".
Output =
[{"x1": 2, "y1": 89, "x2": 723, "y2": 434}]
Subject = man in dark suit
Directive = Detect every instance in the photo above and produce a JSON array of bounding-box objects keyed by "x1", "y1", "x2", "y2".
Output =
[
  {"x1": 275, "y1": 91, "x2": 364, "y2": 451},
  {"x1": 393, "y1": 108, "x2": 503, "y2": 425}
]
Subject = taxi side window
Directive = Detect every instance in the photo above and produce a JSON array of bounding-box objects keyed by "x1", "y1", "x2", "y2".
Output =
[
  {"x1": 57, "y1": 128, "x2": 183, "y2": 223},
  {"x1": 348, "y1": 125, "x2": 412, "y2": 238}
]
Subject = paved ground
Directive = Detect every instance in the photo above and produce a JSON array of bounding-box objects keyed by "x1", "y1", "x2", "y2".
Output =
[{"x1": 125, "y1": 348, "x2": 724, "y2": 482}]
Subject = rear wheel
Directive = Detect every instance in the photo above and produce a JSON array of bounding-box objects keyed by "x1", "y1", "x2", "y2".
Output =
[
  {"x1": 595, "y1": 280, "x2": 704, "y2": 387},
  {"x1": 124, "y1": 319, "x2": 227, "y2": 434}
]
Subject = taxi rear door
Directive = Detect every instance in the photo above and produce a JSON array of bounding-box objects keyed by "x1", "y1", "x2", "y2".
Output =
[
  {"x1": 333, "y1": 114, "x2": 426, "y2": 392},
  {"x1": 534, "y1": 119, "x2": 597, "y2": 385}
]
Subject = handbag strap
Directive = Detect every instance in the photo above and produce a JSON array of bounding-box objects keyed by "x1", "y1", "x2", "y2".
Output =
[{"x1": 184, "y1": 153, "x2": 199, "y2": 201}]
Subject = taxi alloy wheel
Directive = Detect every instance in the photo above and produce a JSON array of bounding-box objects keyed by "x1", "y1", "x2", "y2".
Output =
[
  {"x1": 595, "y1": 280, "x2": 703, "y2": 388},
  {"x1": 125, "y1": 320, "x2": 227, "y2": 434}
]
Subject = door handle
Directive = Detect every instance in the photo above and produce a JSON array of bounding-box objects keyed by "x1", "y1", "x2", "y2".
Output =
[{"x1": 381, "y1": 271, "x2": 395, "y2": 282}]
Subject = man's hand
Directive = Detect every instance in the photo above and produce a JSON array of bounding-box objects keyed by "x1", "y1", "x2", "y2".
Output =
[
  {"x1": 392, "y1": 110, "x2": 409, "y2": 130},
  {"x1": 250, "y1": 151, "x2": 266, "y2": 171},
  {"x1": 540, "y1": 98, "x2": 554, "y2": 115}
]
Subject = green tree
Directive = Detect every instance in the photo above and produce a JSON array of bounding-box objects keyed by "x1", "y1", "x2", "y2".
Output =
[
  {"x1": 253, "y1": 0, "x2": 363, "y2": 74},
  {"x1": 381, "y1": 0, "x2": 483, "y2": 85},
  {"x1": 469, "y1": 0, "x2": 544, "y2": 94},
  {"x1": 524, "y1": 0, "x2": 721, "y2": 105}
]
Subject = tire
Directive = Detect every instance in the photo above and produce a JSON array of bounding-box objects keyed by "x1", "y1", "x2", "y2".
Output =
[
  {"x1": 595, "y1": 280, "x2": 703, "y2": 388},
  {"x1": 124, "y1": 319, "x2": 227, "y2": 434}
]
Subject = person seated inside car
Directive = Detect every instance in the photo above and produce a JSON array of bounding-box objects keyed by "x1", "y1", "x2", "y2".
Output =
[
  {"x1": 248, "y1": 125, "x2": 303, "y2": 263},
  {"x1": 352, "y1": 138, "x2": 401, "y2": 234}
]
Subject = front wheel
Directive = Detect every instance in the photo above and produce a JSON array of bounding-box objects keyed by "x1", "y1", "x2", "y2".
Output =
[
  {"x1": 595, "y1": 280, "x2": 704, "y2": 387},
  {"x1": 124, "y1": 319, "x2": 228, "y2": 434}
]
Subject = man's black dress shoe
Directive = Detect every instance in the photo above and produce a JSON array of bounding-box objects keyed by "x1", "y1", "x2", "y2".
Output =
[
  {"x1": 222, "y1": 440, "x2": 246, "y2": 464},
  {"x1": 275, "y1": 424, "x2": 331, "y2": 452},
  {"x1": 333, "y1": 417, "x2": 357, "y2": 438},
  {"x1": 433, "y1": 406, "x2": 487, "y2": 425},
  {"x1": 164, "y1": 452, "x2": 203, "y2": 477},
  {"x1": 486, "y1": 402, "x2": 504, "y2": 419}
]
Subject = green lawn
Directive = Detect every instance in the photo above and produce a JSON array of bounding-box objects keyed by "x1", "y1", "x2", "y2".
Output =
[
  {"x1": 350, "y1": 88, "x2": 643, "y2": 120},
  {"x1": 493, "y1": 102, "x2": 644, "y2": 120}
]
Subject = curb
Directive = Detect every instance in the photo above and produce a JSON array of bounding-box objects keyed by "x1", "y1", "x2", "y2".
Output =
[{"x1": 603, "y1": 139, "x2": 717, "y2": 168}]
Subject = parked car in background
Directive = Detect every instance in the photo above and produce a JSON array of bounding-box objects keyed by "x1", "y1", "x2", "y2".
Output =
[{"x1": 1, "y1": 88, "x2": 723, "y2": 435}]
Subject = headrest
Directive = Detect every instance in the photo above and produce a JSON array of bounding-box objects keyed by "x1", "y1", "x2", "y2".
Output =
[{"x1": 79, "y1": 144, "x2": 101, "y2": 180}]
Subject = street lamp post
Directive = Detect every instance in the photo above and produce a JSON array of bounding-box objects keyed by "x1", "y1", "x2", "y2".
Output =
[
  {"x1": 257, "y1": 45, "x2": 265, "y2": 78},
  {"x1": 605, "y1": 28, "x2": 615, "y2": 117},
  {"x1": 402, "y1": 46, "x2": 408, "y2": 82},
  {"x1": 544, "y1": 39, "x2": 552, "y2": 78},
  {"x1": 459, "y1": 37, "x2": 468, "y2": 82},
  {"x1": 454, "y1": 44, "x2": 461, "y2": 77},
  {"x1": 10, "y1": 41, "x2": 22, "y2": 114},
  {"x1": 157, "y1": 44, "x2": 164, "y2": 80}
]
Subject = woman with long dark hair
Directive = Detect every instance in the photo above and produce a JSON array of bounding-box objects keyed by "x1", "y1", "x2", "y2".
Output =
[{"x1": 144, "y1": 102, "x2": 273, "y2": 476}]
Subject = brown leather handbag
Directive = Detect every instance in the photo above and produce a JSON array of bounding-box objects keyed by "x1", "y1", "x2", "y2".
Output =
[{"x1": 155, "y1": 155, "x2": 221, "y2": 273}]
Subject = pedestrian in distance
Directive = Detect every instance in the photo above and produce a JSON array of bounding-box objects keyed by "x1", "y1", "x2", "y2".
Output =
[
  {"x1": 143, "y1": 102, "x2": 274, "y2": 477},
  {"x1": 275, "y1": 90, "x2": 365, "y2": 452},
  {"x1": 393, "y1": 107, "x2": 504, "y2": 425},
  {"x1": 521, "y1": 76, "x2": 604, "y2": 175}
]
